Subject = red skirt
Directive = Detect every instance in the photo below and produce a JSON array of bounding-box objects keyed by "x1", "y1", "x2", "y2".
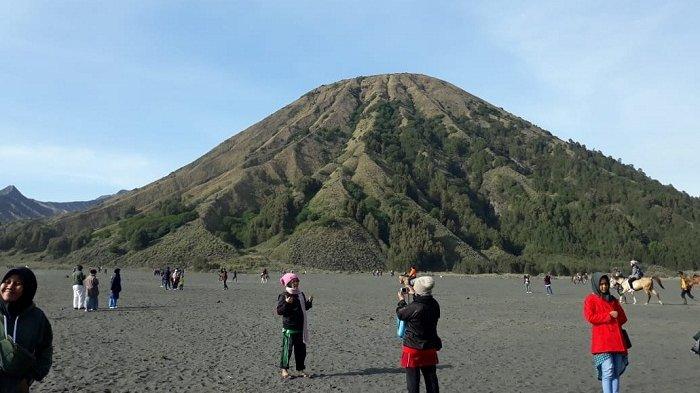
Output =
[{"x1": 400, "y1": 345, "x2": 439, "y2": 368}]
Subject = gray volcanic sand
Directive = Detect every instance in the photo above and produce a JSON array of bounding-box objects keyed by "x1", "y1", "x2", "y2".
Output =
[{"x1": 27, "y1": 270, "x2": 697, "y2": 392}]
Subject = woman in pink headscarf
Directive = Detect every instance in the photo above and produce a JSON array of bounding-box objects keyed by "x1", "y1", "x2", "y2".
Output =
[{"x1": 276, "y1": 273, "x2": 313, "y2": 378}]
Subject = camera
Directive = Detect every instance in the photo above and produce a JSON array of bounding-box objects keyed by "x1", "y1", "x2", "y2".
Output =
[{"x1": 401, "y1": 287, "x2": 409, "y2": 294}]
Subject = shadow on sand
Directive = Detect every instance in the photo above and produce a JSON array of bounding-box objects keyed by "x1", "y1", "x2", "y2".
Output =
[
  {"x1": 315, "y1": 364, "x2": 453, "y2": 378},
  {"x1": 53, "y1": 305, "x2": 169, "y2": 320}
]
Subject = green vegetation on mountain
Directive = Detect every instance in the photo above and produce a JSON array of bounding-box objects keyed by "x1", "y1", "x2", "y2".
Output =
[{"x1": 1, "y1": 74, "x2": 698, "y2": 272}]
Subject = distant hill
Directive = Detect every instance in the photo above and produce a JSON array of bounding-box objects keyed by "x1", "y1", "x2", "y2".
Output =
[
  {"x1": 0, "y1": 185, "x2": 125, "y2": 222},
  {"x1": 1, "y1": 74, "x2": 698, "y2": 273}
]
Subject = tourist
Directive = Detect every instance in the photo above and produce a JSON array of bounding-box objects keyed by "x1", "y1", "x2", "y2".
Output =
[
  {"x1": 232, "y1": 270, "x2": 237, "y2": 283},
  {"x1": 171, "y1": 269, "x2": 180, "y2": 290},
  {"x1": 220, "y1": 268, "x2": 228, "y2": 290},
  {"x1": 71, "y1": 265, "x2": 86, "y2": 310},
  {"x1": 544, "y1": 273, "x2": 553, "y2": 295},
  {"x1": 261, "y1": 268, "x2": 269, "y2": 284},
  {"x1": 0, "y1": 267, "x2": 53, "y2": 392},
  {"x1": 679, "y1": 271, "x2": 694, "y2": 305},
  {"x1": 523, "y1": 274, "x2": 532, "y2": 294},
  {"x1": 627, "y1": 260, "x2": 644, "y2": 293},
  {"x1": 396, "y1": 276, "x2": 441, "y2": 393},
  {"x1": 108, "y1": 269, "x2": 122, "y2": 309},
  {"x1": 178, "y1": 272, "x2": 184, "y2": 290},
  {"x1": 407, "y1": 265, "x2": 418, "y2": 281},
  {"x1": 276, "y1": 273, "x2": 313, "y2": 379},
  {"x1": 163, "y1": 267, "x2": 171, "y2": 290},
  {"x1": 583, "y1": 273, "x2": 629, "y2": 393},
  {"x1": 84, "y1": 269, "x2": 99, "y2": 311}
]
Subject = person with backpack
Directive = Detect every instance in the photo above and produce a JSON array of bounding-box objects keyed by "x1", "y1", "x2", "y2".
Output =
[
  {"x1": 71, "y1": 265, "x2": 86, "y2": 310},
  {"x1": 396, "y1": 276, "x2": 441, "y2": 393},
  {"x1": 583, "y1": 273, "x2": 629, "y2": 393},
  {"x1": 108, "y1": 269, "x2": 122, "y2": 309},
  {"x1": 0, "y1": 267, "x2": 53, "y2": 393},
  {"x1": 84, "y1": 269, "x2": 99, "y2": 312}
]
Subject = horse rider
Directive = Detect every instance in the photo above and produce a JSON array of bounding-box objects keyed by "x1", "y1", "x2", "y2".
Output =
[
  {"x1": 627, "y1": 260, "x2": 644, "y2": 293},
  {"x1": 407, "y1": 265, "x2": 418, "y2": 285}
]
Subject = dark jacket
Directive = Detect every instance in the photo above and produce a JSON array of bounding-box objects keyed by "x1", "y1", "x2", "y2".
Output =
[
  {"x1": 631, "y1": 265, "x2": 643, "y2": 278},
  {"x1": 0, "y1": 268, "x2": 53, "y2": 391},
  {"x1": 71, "y1": 270, "x2": 86, "y2": 286},
  {"x1": 396, "y1": 294, "x2": 441, "y2": 350},
  {"x1": 276, "y1": 292, "x2": 312, "y2": 330},
  {"x1": 110, "y1": 274, "x2": 122, "y2": 294}
]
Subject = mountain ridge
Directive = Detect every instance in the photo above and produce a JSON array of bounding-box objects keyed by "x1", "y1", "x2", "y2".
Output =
[
  {"x1": 1, "y1": 73, "x2": 698, "y2": 273},
  {"x1": 0, "y1": 185, "x2": 126, "y2": 223}
]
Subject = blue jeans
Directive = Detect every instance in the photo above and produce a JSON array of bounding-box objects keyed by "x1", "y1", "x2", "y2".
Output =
[
  {"x1": 545, "y1": 285, "x2": 553, "y2": 295},
  {"x1": 601, "y1": 354, "x2": 622, "y2": 393},
  {"x1": 108, "y1": 295, "x2": 118, "y2": 308}
]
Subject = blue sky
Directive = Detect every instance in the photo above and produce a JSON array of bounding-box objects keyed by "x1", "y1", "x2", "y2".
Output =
[{"x1": 1, "y1": 1, "x2": 698, "y2": 201}]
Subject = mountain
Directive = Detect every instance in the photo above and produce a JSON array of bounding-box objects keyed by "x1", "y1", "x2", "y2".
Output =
[
  {"x1": 0, "y1": 186, "x2": 126, "y2": 223},
  {"x1": 1, "y1": 74, "x2": 698, "y2": 273}
]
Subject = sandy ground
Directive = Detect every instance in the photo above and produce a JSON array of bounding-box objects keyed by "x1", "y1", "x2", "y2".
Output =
[{"x1": 20, "y1": 270, "x2": 698, "y2": 392}]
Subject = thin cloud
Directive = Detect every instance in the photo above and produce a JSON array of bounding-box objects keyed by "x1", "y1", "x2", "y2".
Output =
[
  {"x1": 0, "y1": 144, "x2": 166, "y2": 191},
  {"x1": 468, "y1": 2, "x2": 699, "y2": 196}
]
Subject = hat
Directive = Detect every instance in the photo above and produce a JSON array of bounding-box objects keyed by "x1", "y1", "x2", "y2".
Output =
[
  {"x1": 412, "y1": 276, "x2": 435, "y2": 296},
  {"x1": 280, "y1": 273, "x2": 300, "y2": 287},
  {"x1": 630, "y1": 260, "x2": 638, "y2": 266}
]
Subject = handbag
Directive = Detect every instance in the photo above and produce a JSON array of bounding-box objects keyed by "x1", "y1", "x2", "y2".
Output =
[
  {"x1": 396, "y1": 317, "x2": 406, "y2": 338},
  {"x1": 0, "y1": 318, "x2": 36, "y2": 375},
  {"x1": 621, "y1": 329, "x2": 632, "y2": 349}
]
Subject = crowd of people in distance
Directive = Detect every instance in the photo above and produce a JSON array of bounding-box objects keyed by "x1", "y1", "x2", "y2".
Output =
[
  {"x1": 158, "y1": 266, "x2": 184, "y2": 290},
  {"x1": 70, "y1": 265, "x2": 122, "y2": 311}
]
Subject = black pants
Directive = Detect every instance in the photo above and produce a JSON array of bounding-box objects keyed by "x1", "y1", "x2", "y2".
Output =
[
  {"x1": 406, "y1": 366, "x2": 439, "y2": 393},
  {"x1": 280, "y1": 331, "x2": 306, "y2": 371},
  {"x1": 223, "y1": 280, "x2": 228, "y2": 289},
  {"x1": 681, "y1": 289, "x2": 694, "y2": 303}
]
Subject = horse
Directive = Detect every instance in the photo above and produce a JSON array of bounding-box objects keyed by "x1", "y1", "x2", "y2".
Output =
[
  {"x1": 610, "y1": 275, "x2": 664, "y2": 305},
  {"x1": 580, "y1": 273, "x2": 588, "y2": 284}
]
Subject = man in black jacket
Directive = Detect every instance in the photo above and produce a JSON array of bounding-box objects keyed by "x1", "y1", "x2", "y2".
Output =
[{"x1": 397, "y1": 276, "x2": 441, "y2": 393}]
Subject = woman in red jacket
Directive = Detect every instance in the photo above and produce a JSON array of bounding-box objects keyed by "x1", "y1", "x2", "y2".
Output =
[{"x1": 583, "y1": 272, "x2": 629, "y2": 393}]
